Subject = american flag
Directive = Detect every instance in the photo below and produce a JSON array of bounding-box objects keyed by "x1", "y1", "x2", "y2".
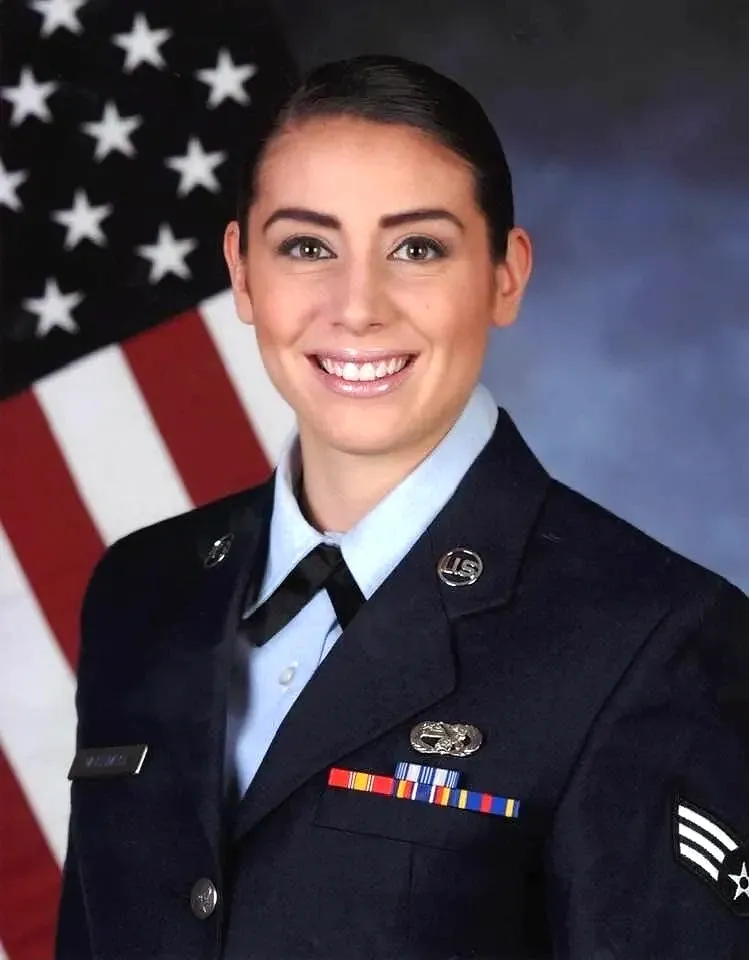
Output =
[{"x1": 0, "y1": 1, "x2": 297, "y2": 955}]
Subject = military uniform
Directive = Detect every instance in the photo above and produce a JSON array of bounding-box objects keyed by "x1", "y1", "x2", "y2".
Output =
[{"x1": 57, "y1": 407, "x2": 749, "y2": 959}]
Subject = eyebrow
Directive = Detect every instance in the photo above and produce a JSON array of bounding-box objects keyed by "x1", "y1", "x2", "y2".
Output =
[{"x1": 261, "y1": 206, "x2": 465, "y2": 234}]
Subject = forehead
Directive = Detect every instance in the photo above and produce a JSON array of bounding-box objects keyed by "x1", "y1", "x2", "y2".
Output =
[{"x1": 254, "y1": 115, "x2": 476, "y2": 210}]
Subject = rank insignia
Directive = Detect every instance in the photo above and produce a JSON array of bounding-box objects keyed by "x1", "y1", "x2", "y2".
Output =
[
  {"x1": 674, "y1": 796, "x2": 749, "y2": 917},
  {"x1": 327, "y1": 767, "x2": 520, "y2": 819}
]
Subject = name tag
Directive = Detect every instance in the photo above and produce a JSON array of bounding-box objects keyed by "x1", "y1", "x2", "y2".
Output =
[{"x1": 68, "y1": 744, "x2": 148, "y2": 780}]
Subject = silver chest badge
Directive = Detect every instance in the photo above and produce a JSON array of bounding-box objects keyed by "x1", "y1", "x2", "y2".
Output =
[
  {"x1": 204, "y1": 533, "x2": 233, "y2": 568},
  {"x1": 437, "y1": 548, "x2": 483, "y2": 586},
  {"x1": 410, "y1": 720, "x2": 484, "y2": 758}
]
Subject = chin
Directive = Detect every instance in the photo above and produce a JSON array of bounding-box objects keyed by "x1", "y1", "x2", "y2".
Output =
[
  {"x1": 325, "y1": 430, "x2": 403, "y2": 458},
  {"x1": 307, "y1": 414, "x2": 410, "y2": 459}
]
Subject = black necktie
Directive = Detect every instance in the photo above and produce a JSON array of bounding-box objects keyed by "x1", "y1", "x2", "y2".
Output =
[{"x1": 241, "y1": 543, "x2": 365, "y2": 647}]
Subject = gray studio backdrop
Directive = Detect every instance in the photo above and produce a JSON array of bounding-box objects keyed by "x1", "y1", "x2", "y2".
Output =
[{"x1": 271, "y1": 0, "x2": 749, "y2": 589}]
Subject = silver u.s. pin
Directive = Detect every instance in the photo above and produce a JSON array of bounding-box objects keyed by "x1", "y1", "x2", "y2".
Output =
[
  {"x1": 410, "y1": 721, "x2": 483, "y2": 758},
  {"x1": 437, "y1": 547, "x2": 483, "y2": 586},
  {"x1": 204, "y1": 533, "x2": 233, "y2": 568},
  {"x1": 68, "y1": 744, "x2": 148, "y2": 780}
]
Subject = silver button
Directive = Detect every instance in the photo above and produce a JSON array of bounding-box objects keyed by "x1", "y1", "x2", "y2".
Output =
[
  {"x1": 190, "y1": 877, "x2": 218, "y2": 919},
  {"x1": 278, "y1": 664, "x2": 297, "y2": 686}
]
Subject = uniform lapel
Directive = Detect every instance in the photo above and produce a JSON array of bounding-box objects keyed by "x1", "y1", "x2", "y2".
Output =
[
  {"x1": 139, "y1": 478, "x2": 275, "y2": 857},
  {"x1": 232, "y1": 408, "x2": 552, "y2": 840}
]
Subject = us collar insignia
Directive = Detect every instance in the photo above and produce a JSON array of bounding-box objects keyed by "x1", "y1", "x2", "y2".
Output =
[
  {"x1": 204, "y1": 533, "x2": 233, "y2": 568},
  {"x1": 437, "y1": 548, "x2": 483, "y2": 587}
]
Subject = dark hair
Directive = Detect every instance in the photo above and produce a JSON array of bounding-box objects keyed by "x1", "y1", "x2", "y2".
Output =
[{"x1": 236, "y1": 54, "x2": 514, "y2": 263}]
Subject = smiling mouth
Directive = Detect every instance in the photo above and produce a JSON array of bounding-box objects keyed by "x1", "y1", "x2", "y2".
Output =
[{"x1": 312, "y1": 355, "x2": 416, "y2": 381}]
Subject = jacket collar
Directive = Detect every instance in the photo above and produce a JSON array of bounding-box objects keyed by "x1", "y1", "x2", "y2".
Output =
[{"x1": 230, "y1": 406, "x2": 552, "y2": 839}]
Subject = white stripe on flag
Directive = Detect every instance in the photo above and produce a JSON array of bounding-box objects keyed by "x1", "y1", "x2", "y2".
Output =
[
  {"x1": 678, "y1": 803, "x2": 737, "y2": 853},
  {"x1": 677, "y1": 822, "x2": 726, "y2": 865},
  {"x1": 0, "y1": 524, "x2": 76, "y2": 865},
  {"x1": 678, "y1": 841, "x2": 720, "y2": 881},
  {"x1": 200, "y1": 290, "x2": 296, "y2": 464},
  {"x1": 34, "y1": 344, "x2": 193, "y2": 547},
  {"x1": 0, "y1": 937, "x2": 8, "y2": 960}
]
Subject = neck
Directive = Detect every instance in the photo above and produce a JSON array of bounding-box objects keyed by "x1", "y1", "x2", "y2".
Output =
[{"x1": 296, "y1": 431, "x2": 444, "y2": 534}]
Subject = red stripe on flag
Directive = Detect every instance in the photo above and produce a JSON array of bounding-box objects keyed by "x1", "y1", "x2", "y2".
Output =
[
  {"x1": 0, "y1": 390, "x2": 105, "y2": 670},
  {"x1": 124, "y1": 309, "x2": 271, "y2": 507},
  {"x1": 0, "y1": 747, "x2": 60, "y2": 960}
]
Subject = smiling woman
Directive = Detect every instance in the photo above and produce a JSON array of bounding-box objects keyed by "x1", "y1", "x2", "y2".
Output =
[
  {"x1": 223, "y1": 57, "x2": 533, "y2": 531},
  {"x1": 57, "y1": 54, "x2": 749, "y2": 960}
]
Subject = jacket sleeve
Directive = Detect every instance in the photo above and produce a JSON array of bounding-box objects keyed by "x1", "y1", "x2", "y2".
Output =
[
  {"x1": 55, "y1": 826, "x2": 92, "y2": 960},
  {"x1": 546, "y1": 579, "x2": 749, "y2": 959}
]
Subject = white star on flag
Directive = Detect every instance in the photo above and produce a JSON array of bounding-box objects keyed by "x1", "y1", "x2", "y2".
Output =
[
  {"x1": 136, "y1": 224, "x2": 198, "y2": 282},
  {"x1": 52, "y1": 189, "x2": 113, "y2": 249},
  {"x1": 81, "y1": 101, "x2": 142, "y2": 160},
  {"x1": 0, "y1": 158, "x2": 28, "y2": 212},
  {"x1": 23, "y1": 277, "x2": 83, "y2": 337},
  {"x1": 30, "y1": 0, "x2": 87, "y2": 37},
  {"x1": 728, "y1": 861, "x2": 749, "y2": 901},
  {"x1": 196, "y1": 49, "x2": 257, "y2": 108},
  {"x1": 1, "y1": 66, "x2": 58, "y2": 126},
  {"x1": 165, "y1": 137, "x2": 227, "y2": 196},
  {"x1": 112, "y1": 13, "x2": 172, "y2": 73}
]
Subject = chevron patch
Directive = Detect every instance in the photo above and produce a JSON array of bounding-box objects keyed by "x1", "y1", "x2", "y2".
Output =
[{"x1": 674, "y1": 797, "x2": 749, "y2": 917}]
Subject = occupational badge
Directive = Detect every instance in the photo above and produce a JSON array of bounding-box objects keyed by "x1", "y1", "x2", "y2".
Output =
[{"x1": 410, "y1": 720, "x2": 483, "y2": 757}]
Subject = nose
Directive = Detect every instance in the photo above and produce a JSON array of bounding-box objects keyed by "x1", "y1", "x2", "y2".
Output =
[{"x1": 333, "y1": 258, "x2": 386, "y2": 333}]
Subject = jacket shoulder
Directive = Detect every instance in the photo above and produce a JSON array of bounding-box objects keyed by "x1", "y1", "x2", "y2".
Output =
[
  {"x1": 539, "y1": 478, "x2": 740, "y2": 614},
  {"x1": 82, "y1": 481, "x2": 271, "y2": 614}
]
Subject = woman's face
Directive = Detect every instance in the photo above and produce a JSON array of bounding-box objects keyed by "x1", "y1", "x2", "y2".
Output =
[{"x1": 224, "y1": 115, "x2": 532, "y2": 462}]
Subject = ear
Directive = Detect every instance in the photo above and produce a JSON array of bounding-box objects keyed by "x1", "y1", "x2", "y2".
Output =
[
  {"x1": 490, "y1": 227, "x2": 533, "y2": 330},
  {"x1": 223, "y1": 221, "x2": 254, "y2": 326}
]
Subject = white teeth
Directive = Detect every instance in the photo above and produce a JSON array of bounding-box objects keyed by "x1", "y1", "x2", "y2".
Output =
[{"x1": 318, "y1": 356, "x2": 410, "y2": 381}]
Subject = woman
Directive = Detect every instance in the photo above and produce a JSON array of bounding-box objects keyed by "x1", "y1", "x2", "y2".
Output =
[{"x1": 58, "y1": 54, "x2": 749, "y2": 959}]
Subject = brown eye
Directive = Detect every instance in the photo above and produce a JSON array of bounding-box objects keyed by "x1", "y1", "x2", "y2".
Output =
[
  {"x1": 391, "y1": 236, "x2": 446, "y2": 262},
  {"x1": 278, "y1": 237, "x2": 333, "y2": 260}
]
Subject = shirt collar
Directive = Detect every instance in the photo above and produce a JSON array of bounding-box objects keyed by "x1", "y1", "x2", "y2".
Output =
[{"x1": 250, "y1": 382, "x2": 498, "y2": 612}]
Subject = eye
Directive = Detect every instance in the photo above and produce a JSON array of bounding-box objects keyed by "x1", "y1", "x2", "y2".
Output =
[
  {"x1": 391, "y1": 236, "x2": 447, "y2": 262},
  {"x1": 277, "y1": 236, "x2": 334, "y2": 260}
]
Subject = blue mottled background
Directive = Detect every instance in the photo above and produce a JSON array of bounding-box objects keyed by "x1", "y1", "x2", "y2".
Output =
[{"x1": 274, "y1": 0, "x2": 749, "y2": 587}]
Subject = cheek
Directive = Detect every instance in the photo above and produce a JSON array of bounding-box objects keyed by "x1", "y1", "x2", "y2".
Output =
[
  {"x1": 252, "y1": 272, "x2": 332, "y2": 341},
  {"x1": 251, "y1": 291, "x2": 312, "y2": 350},
  {"x1": 409, "y1": 292, "x2": 488, "y2": 358}
]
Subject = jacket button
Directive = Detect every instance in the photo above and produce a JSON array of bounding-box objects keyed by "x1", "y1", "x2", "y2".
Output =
[{"x1": 190, "y1": 877, "x2": 219, "y2": 919}]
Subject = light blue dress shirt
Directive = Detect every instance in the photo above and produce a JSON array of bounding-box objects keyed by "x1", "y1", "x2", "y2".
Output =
[{"x1": 225, "y1": 382, "x2": 499, "y2": 797}]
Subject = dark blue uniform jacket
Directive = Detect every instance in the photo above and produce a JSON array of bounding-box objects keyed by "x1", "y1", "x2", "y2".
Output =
[{"x1": 57, "y1": 408, "x2": 749, "y2": 959}]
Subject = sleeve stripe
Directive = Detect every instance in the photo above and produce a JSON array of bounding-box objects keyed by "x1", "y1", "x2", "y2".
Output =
[
  {"x1": 678, "y1": 841, "x2": 720, "y2": 881},
  {"x1": 677, "y1": 804, "x2": 738, "y2": 852},
  {"x1": 677, "y1": 823, "x2": 727, "y2": 865}
]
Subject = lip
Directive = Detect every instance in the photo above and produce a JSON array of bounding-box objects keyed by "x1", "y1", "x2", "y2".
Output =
[{"x1": 308, "y1": 353, "x2": 417, "y2": 398}]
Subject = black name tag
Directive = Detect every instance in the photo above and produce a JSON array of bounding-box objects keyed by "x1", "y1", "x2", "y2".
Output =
[{"x1": 68, "y1": 744, "x2": 148, "y2": 780}]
